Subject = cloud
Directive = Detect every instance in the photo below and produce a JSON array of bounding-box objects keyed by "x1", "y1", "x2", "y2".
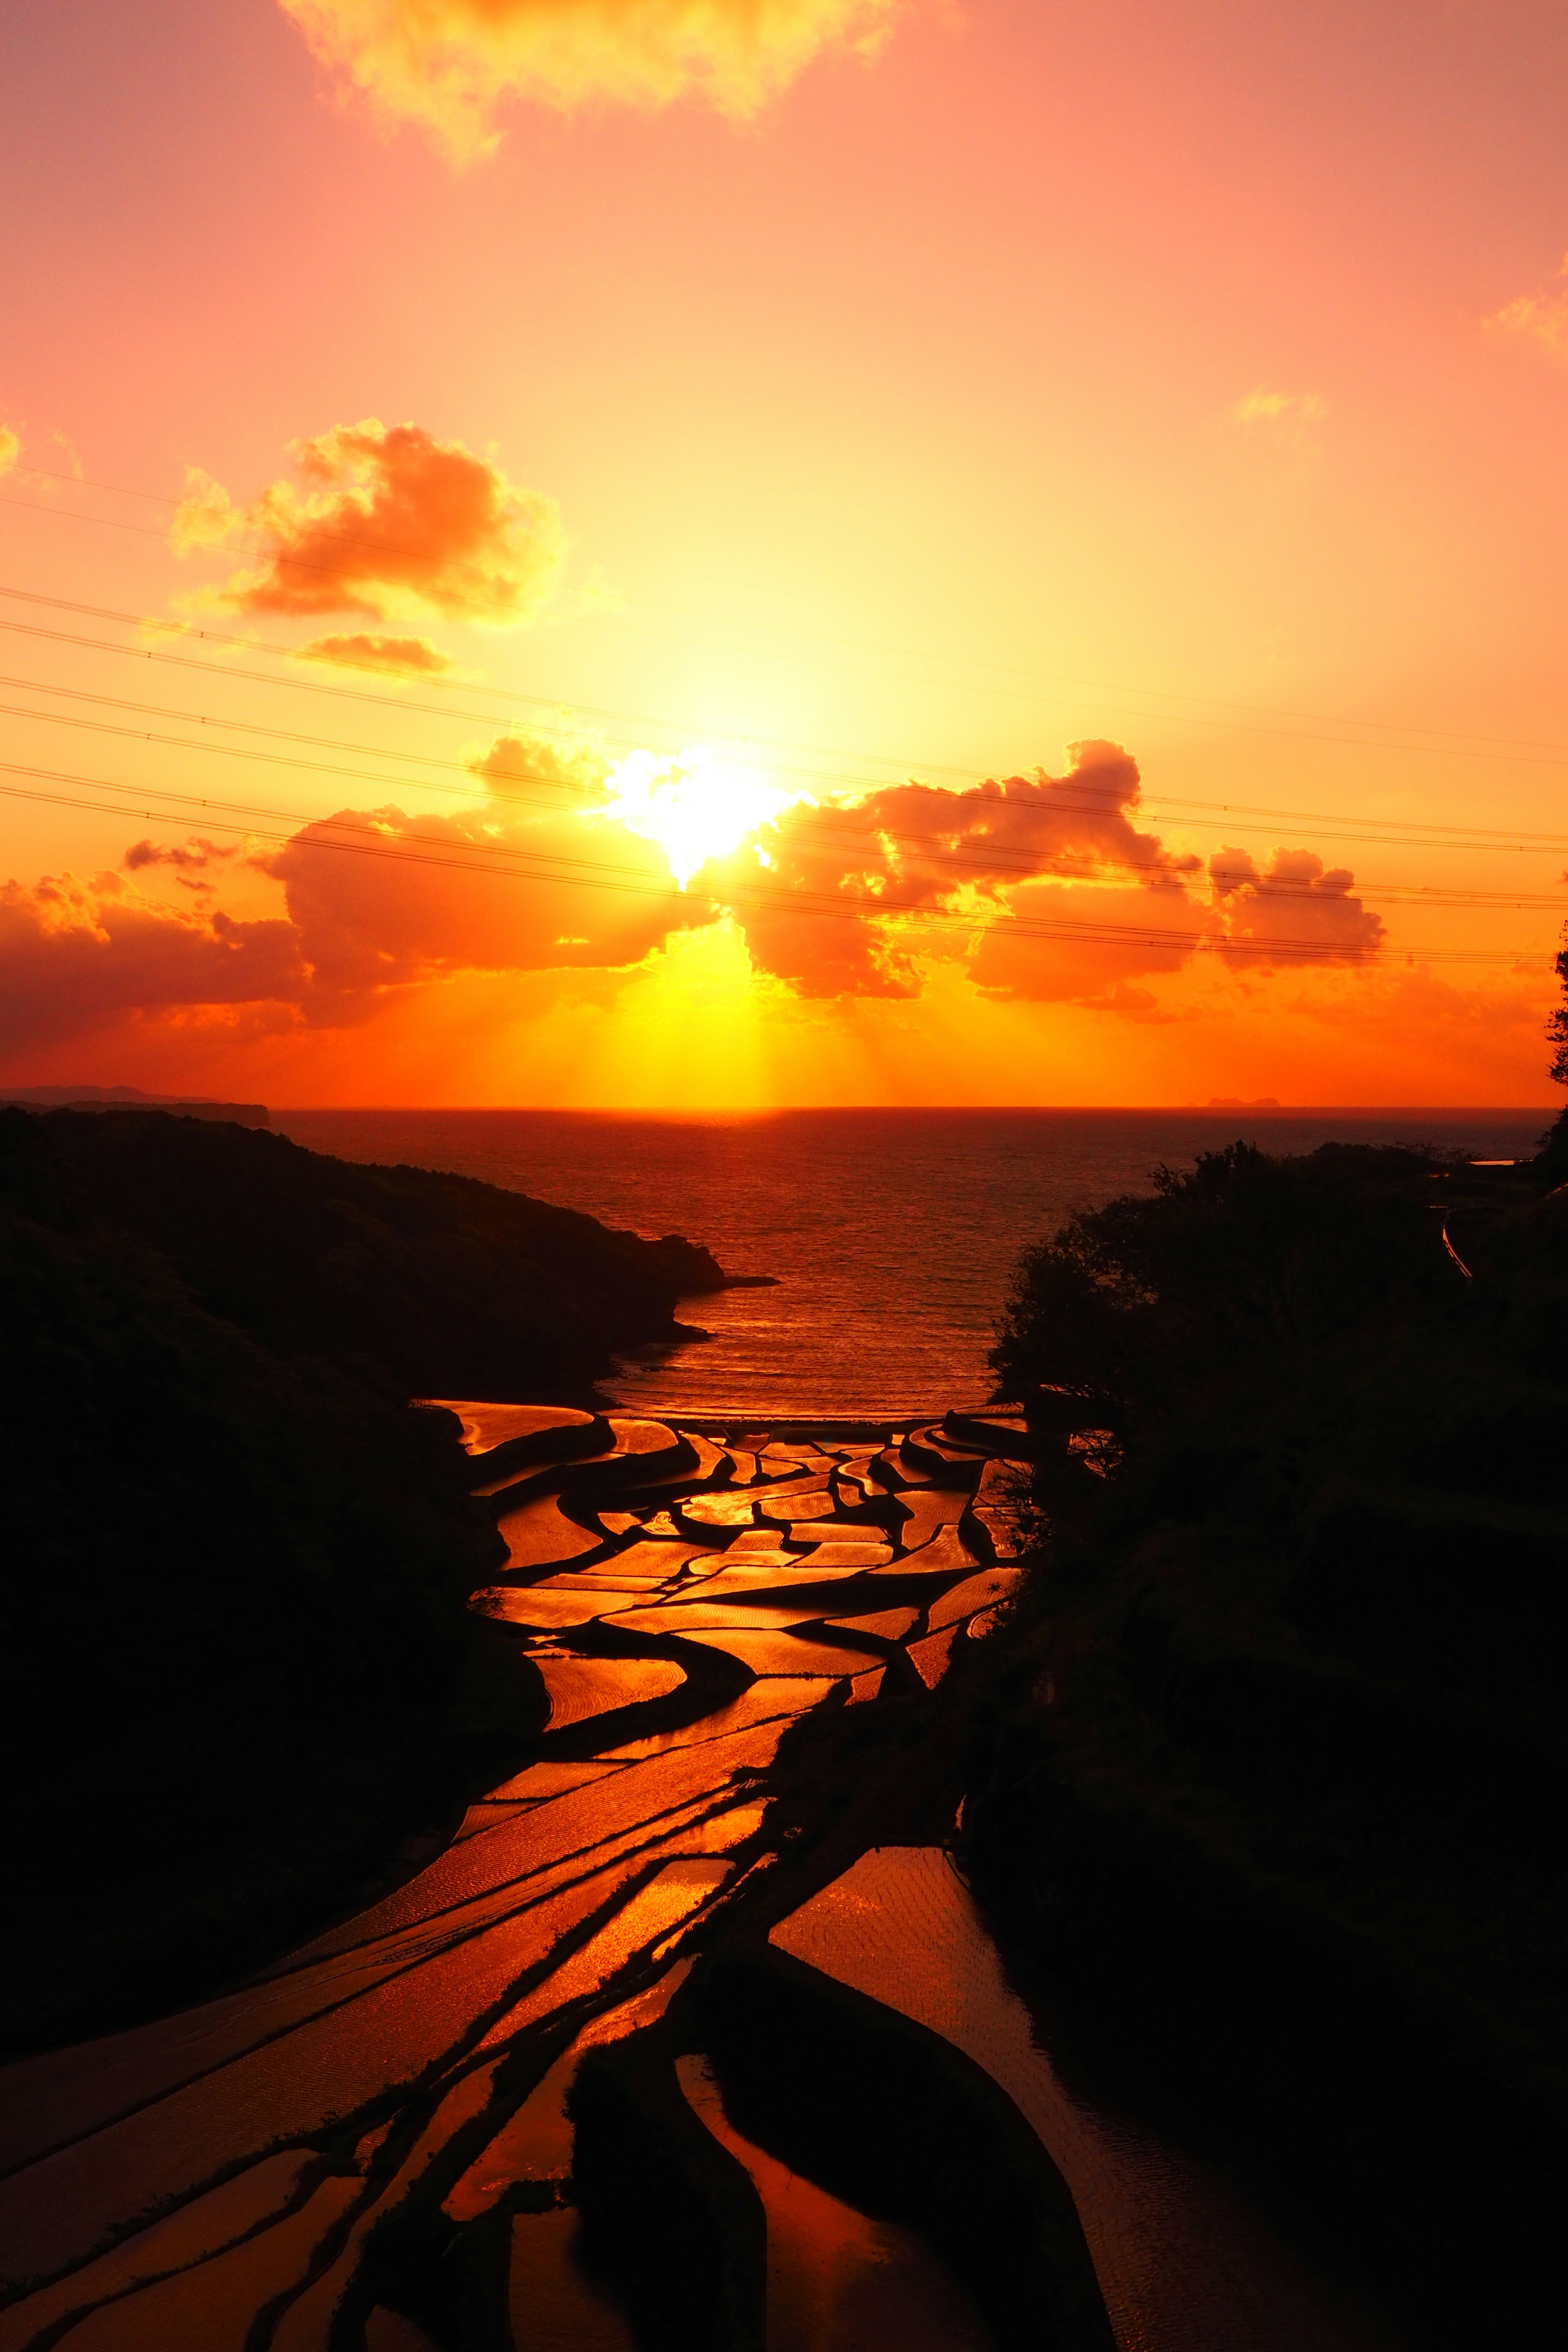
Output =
[
  {"x1": 0, "y1": 823, "x2": 709, "y2": 1059},
  {"x1": 172, "y1": 419, "x2": 566, "y2": 624},
  {"x1": 0, "y1": 732, "x2": 1392, "y2": 1064},
  {"x1": 464, "y1": 726, "x2": 615, "y2": 800},
  {"x1": 122, "y1": 836, "x2": 238, "y2": 873},
  {"x1": 1233, "y1": 388, "x2": 1326, "y2": 431},
  {"x1": 295, "y1": 632, "x2": 455, "y2": 678},
  {"x1": 687, "y1": 742, "x2": 1382, "y2": 1002},
  {"x1": 0, "y1": 872, "x2": 305, "y2": 1051},
  {"x1": 0, "y1": 423, "x2": 18, "y2": 477},
  {"x1": 1288, "y1": 961, "x2": 1542, "y2": 1044},
  {"x1": 1208, "y1": 846, "x2": 1382, "y2": 964},
  {"x1": 279, "y1": 0, "x2": 898, "y2": 155},
  {"x1": 697, "y1": 739, "x2": 1200, "y2": 998},
  {"x1": 258, "y1": 734, "x2": 714, "y2": 996},
  {"x1": 969, "y1": 880, "x2": 1203, "y2": 1004},
  {"x1": 1486, "y1": 258, "x2": 1568, "y2": 362},
  {"x1": 0, "y1": 721, "x2": 724, "y2": 1052}
]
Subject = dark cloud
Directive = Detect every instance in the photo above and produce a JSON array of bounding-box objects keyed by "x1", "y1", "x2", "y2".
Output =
[
  {"x1": 0, "y1": 873, "x2": 304, "y2": 1051},
  {"x1": 122, "y1": 837, "x2": 237, "y2": 873}
]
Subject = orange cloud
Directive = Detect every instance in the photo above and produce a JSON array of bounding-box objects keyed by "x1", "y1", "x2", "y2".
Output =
[
  {"x1": 699, "y1": 739, "x2": 1200, "y2": 998},
  {"x1": 0, "y1": 724, "x2": 716, "y2": 1050},
  {"x1": 0, "y1": 732, "x2": 1394, "y2": 1068},
  {"x1": 0, "y1": 872, "x2": 304, "y2": 1051},
  {"x1": 0, "y1": 423, "x2": 18, "y2": 477},
  {"x1": 279, "y1": 0, "x2": 898, "y2": 154},
  {"x1": 0, "y1": 823, "x2": 708, "y2": 1056},
  {"x1": 259, "y1": 750, "x2": 714, "y2": 1000},
  {"x1": 295, "y1": 632, "x2": 454, "y2": 678},
  {"x1": 969, "y1": 880, "x2": 1203, "y2": 1004},
  {"x1": 1208, "y1": 846, "x2": 1383, "y2": 965},
  {"x1": 1487, "y1": 258, "x2": 1568, "y2": 362},
  {"x1": 691, "y1": 742, "x2": 1382, "y2": 1004},
  {"x1": 172, "y1": 419, "x2": 566, "y2": 624}
]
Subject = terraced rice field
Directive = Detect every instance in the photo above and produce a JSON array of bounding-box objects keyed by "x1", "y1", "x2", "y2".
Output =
[
  {"x1": 771, "y1": 1850, "x2": 1405, "y2": 2352},
  {"x1": 677, "y1": 2054, "x2": 993, "y2": 2352},
  {"x1": 0, "y1": 1406, "x2": 1026, "y2": 2352}
]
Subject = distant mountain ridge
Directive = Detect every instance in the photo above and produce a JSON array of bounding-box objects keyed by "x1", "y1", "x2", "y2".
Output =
[{"x1": 0, "y1": 1084, "x2": 269, "y2": 1124}]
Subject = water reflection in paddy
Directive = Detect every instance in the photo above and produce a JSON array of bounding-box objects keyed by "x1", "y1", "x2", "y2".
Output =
[
  {"x1": 599, "y1": 1677, "x2": 831, "y2": 1762},
  {"x1": 773, "y1": 1849, "x2": 1410, "y2": 2352},
  {"x1": 0, "y1": 1405, "x2": 1409, "y2": 2350},
  {"x1": 678, "y1": 1628, "x2": 886, "y2": 1677},
  {"x1": 526, "y1": 1654, "x2": 686, "y2": 1727},
  {"x1": 508, "y1": 2211, "x2": 635, "y2": 2352},
  {"x1": 449, "y1": 1969, "x2": 693, "y2": 2218},
  {"x1": 678, "y1": 2056, "x2": 994, "y2": 2352}
]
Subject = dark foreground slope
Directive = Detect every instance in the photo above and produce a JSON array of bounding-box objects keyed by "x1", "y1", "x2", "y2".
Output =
[
  {"x1": 963, "y1": 1142, "x2": 1568, "y2": 2337},
  {"x1": 18, "y1": 1104, "x2": 726, "y2": 1399},
  {"x1": 0, "y1": 1109, "x2": 724, "y2": 2054}
]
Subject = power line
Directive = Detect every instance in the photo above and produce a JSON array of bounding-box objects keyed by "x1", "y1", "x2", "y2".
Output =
[
  {"x1": 17, "y1": 487, "x2": 1539, "y2": 767},
  {"x1": 6, "y1": 669, "x2": 1568, "y2": 912},
  {"x1": 6, "y1": 588, "x2": 1568, "y2": 862},
  {"x1": 12, "y1": 464, "x2": 1568, "y2": 770}
]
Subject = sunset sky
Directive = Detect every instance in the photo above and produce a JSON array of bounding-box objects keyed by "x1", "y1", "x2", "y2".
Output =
[{"x1": 4, "y1": 0, "x2": 1568, "y2": 1105}]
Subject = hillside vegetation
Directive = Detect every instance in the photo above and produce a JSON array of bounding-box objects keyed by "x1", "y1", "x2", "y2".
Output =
[
  {"x1": 0, "y1": 1108, "x2": 724, "y2": 2053},
  {"x1": 965, "y1": 1138, "x2": 1568, "y2": 2334}
]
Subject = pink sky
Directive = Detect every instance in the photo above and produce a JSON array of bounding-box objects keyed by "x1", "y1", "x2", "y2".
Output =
[{"x1": 2, "y1": 0, "x2": 1566, "y2": 1103}]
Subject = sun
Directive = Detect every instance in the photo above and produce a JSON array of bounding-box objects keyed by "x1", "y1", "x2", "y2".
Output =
[{"x1": 599, "y1": 745, "x2": 804, "y2": 887}]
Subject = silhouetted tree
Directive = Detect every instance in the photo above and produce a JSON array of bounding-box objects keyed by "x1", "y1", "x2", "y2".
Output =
[
  {"x1": 1541, "y1": 925, "x2": 1568, "y2": 1169},
  {"x1": 1550, "y1": 925, "x2": 1568, "y2": 1088}
]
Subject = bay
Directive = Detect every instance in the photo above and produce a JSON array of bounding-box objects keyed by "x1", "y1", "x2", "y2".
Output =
[{"x1": 274, "y1": 1107, "x2": 1550, "y2": 1417}]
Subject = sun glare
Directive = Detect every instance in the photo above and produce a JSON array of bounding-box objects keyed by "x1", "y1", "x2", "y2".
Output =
[{"x1": 600, "y1": 746, "x2": 804, "y2": 887}]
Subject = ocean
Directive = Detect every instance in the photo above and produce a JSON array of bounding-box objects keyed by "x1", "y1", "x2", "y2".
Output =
[{"x1": 274, "y1": 1106, "x2": 1552, "y2": 1417}]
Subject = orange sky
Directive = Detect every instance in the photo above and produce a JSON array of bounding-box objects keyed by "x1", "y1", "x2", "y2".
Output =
[{"x1": 2, "y1": 0, "x2": 1567, "y2": 1105}]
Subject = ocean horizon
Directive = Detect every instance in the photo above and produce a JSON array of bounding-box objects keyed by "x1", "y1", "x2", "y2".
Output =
[{"x1": 273, "y1": 1105, "x2": 1553, "y2": 1417}]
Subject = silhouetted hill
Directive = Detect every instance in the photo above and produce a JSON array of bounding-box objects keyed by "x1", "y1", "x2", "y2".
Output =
[
  {"x1": 964, "y1": 1140, "x2": 1568, "y2": 2336},
  {"x1": 8, "y1": 1105, "x2": 728, "y2": 1401},
  {"x1": 0, "y1": 1107, "x2": 729, "y2": 2051}
]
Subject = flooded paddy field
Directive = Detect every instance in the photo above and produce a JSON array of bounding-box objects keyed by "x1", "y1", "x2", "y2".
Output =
[{"x1": 0, "y1": 1407, "x2": 1419, "y2": 2351}]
